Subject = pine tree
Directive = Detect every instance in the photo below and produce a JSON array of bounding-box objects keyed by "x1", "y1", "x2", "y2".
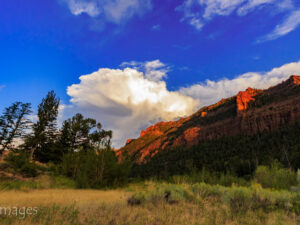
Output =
[
  {"x1": 26, "y1": 91, "x2": 60, "y2": 162},
  {"x1": 60, "y1": 113, "x2": 112, "y2": 152},
  {"x1": 0, "y1": 102, "x2": 32, "y2": 153}
]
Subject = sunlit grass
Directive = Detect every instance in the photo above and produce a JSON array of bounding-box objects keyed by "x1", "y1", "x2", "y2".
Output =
[
  {"x1": 0, "y1": 189, "x2": 129, "y2": 208},
  {"x1": 0, "y1": 181, "x2": 299, "y2": 225}
]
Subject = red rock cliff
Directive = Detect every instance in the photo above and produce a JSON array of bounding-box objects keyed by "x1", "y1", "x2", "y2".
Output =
[{"x1": 236, "y1": 88, "x2": 262, "y2": 111}]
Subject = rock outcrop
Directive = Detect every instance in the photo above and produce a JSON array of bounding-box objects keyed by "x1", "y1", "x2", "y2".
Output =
[
  {"x1": 291, "y1": 75, "x2": 300, "y2": 85},
  {"x1": 117, "y1": 75, "x2": 300, "y2": 163},
  {"x1": 140, "y1": 121, "x2": 183, "y2": 138},
  {"x1": 236, "y1": 88, "x2": 262, "y2": 111}
]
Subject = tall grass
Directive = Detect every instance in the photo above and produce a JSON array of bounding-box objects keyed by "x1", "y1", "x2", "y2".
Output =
[
  {"x1": 129, "y1": 181, "x2": 300, "y2": 215},
  {"x1": 165, "y1": 168, "x2": 250, "y2": 187},
  {"x1": 0, "y1": 182, "x2": 299, "y2": 225}
]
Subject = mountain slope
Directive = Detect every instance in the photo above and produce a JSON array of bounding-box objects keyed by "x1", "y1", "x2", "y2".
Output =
[{"x1": 117, "y1": 75, "x2": 300, "y2": 163}]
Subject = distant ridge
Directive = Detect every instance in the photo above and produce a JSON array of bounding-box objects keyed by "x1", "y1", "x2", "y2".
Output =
[{"x1": 117, "y1": 75, "x2": 300, "y2": 163}]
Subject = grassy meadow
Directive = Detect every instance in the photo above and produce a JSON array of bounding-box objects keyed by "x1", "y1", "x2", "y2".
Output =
[{"x1": 0, "y1": 179, "x2": 299, "y2": 225}]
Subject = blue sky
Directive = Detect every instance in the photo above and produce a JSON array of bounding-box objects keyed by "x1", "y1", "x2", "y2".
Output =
[{"x1": 1, "y1": 0, "x2": 300, "y2": 146}]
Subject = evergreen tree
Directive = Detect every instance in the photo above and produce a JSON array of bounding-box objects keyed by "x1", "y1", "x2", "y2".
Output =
[
  {"x1": 0, "y1": 102, "x2": 32, "y2": 153},
  {"x1": 61, "y1": 147, "x2": 131, "y2": 188},
  {"x1": 25, "y1": 91, "x2": 60, "y2": 162},
  {"x1": 59, "y1": 113, "x2": 112, "y2": 152}
]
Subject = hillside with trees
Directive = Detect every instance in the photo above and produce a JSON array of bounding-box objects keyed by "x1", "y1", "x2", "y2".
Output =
[{"x1": 118, "y1": 75, "x2": 300, "y2": 163}]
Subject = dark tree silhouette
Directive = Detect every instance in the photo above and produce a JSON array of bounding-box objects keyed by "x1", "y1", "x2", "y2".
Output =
[
  {"x1": 25, "y1": 91, "x2": 60, "y2": 162},
  {"x1": 60, "y1": 113, "x2": 112, "y2": 152},
  {"x1": 0, "y1": 102, "x2": 32, "y2": 153}
]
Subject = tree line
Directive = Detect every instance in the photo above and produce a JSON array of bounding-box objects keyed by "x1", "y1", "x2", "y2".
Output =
[
  {"x1": 132, "y1": 121, "x2": 300, "y2": 180},
  {"x1": 1, "y1": 90, "x2": 300, "y2": 188},
  {"x1": 0, "y1": 91, "x2": 130, "y2": 188}
]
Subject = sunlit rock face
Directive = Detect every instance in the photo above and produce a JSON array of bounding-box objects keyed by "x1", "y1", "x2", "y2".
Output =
[
  {"x1": 126, "y1": 139, "x2": 135, "y2": 145},
  {"x1": 140, "y1": 121, "x2": 181, "y2": 137},
  {"x1": 117, "y1": 75, "x2": 300, "y2": 163},
  {"x1": 236, "y1": 88, "x2": 262, "y2": 111},
  {"x1": 291, "y1": 75, "x2": 300, "y2": 85}
]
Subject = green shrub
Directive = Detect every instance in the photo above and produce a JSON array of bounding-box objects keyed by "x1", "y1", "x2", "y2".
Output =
[
  {"x1": 168, "y1": 170, "x2": 250, "y2": 187},
  {"x1": 129, "y1": 181, "x2": 297, "y2": 214},
  {"x1": 291, "y1": 192, "x2": 300, "y2": 215},
  {"x1": 223, "y1": 187, "x2": 252, "y2": 212},
  {"x1": 131, "y1": 183, "x2": 195, "y2": 205},
  {"x1": 191, "y1": 183, "x2": 225, "y2": 198},
  {"x1": 218, "y1": 173, "x2": 249, "y2": 187},
  {"x1": 292, "y1": 169, "x2": 300, "y2": 192},
  {"x1": 5, "y1": 152, "x2": 38, "y2": 177},
  {"x1": 128, "y1": 192, "x2": 146, "y2": 204},
  {"x1": 50, "y1": 175, "x2": 76, "y2": 189},
  {"x1": 60, "y1": 148, "x2": 131, "y2": 189},
  {"x1": 254, "y1": 163, "x2": 297, "y2": 190},
  {"x1": 191, "y1": 182, "x2": 295, "y2": 213},
  {"x1": 20, "y1": 163, "x2": 39, "y2": 177},
  {"x1": 252, "y1": 186, "x2": 293, "y2": 210},
  {"x1": 273, "y1": 191, "x2": 293, "y2": 210},
  {"x1": 0, "y1": 180, "x2": 42, "y2": 191},
  {"x1": 157, "y1": 184, "x2": 194, "y2": 202},
  {"x1": 169, "y1": 175, "x2": 190, "y2": 184}
]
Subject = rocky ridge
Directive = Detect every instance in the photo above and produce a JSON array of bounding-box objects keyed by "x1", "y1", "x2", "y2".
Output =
[{"x1": 117, "y1": 75, "x2": 300, "y2": 163}]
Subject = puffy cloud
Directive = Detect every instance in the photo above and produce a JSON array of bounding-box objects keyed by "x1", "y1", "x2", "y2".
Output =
[
  {"x1": 180, "y1": 60, "x2": 300, "y2": 107},
  {"x1": 177, "y1": 0, "x2": 296, "y2": 40},
  {"x1": 120, "y1": 59, "x2": 169, "y2": 82},
  {"x1": 62, "y1": 0, "x2": 152, "y2": 24},
  {"x1": 258, "y1": 9, "x2": 300, "y2": 42},
  {"x1": 66, "y1": 60, "x2": 199, "y2": 147},
  {"x1": 67, "y1": 0, "x2": 100, "y2": 16}
]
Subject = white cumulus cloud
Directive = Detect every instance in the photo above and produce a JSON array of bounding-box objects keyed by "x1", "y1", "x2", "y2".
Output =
[
  {"x1": 62, "y1": 0, "x2": 152, "y2": 24},
  {"x1": 120, "y1": 59, "x2": 169, "y2": 82},
  {"x1": 65, "y1": 60, "x2": 199, "y2": 147}
]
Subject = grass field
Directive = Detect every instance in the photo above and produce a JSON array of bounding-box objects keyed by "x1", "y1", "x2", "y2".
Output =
[{"x1": 0, "y1": 181, "x2": 299, "y2": 225}]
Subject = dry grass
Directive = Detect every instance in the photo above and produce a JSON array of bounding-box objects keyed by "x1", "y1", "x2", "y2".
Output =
[
  {"x1": 0, "y1": 183, "x2": 299, "y2": 225},
  {"x1": 0, "y1": 189, "x2": 129, "y2": 208}
]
